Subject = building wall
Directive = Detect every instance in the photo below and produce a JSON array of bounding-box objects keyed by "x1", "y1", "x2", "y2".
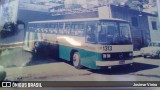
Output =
[
  {"x1": 148, "y1": 16, "x2": 160, "y2": 42},
  {"x1": 110, "y1": 5, "x2": 151, "y2": 49}
]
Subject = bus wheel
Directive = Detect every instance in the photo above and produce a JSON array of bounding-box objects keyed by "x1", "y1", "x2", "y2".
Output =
[
  {"x1": 32, "y1": 42, "x2": 39, "y2": 55},
  {"x1": 72, "y1": 52, "x2": 82, "y2": 69}
]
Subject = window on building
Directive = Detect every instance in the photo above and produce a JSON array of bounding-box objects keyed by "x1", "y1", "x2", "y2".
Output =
[
  {"x1": 131, "y1": 17, "x2": 138, "y2": 27},
  {"x1": 151, "y1": 21, "x2": 157, "y2": 30}
]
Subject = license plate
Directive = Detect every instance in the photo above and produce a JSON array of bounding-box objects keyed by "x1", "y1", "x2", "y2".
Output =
[{"x1": 119, "y1": 60, "x2": 125, "y2": 64}]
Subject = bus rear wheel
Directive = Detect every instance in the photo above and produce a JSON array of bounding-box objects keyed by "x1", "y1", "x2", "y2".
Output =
[
  {"x1": 33, "y1": 42, "x2": 39, "y2": 54},
  {"x1": 72, "y1": 52, "x2": 82, "y2": 69}
]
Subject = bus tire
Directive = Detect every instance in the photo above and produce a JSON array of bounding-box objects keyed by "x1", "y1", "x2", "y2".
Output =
[
  {"x1": 72, "y1": 52, "x2": 82, "y2": 69},
  {"x1": 32, "y1": 42, "x2": 39, "y2": 56}
]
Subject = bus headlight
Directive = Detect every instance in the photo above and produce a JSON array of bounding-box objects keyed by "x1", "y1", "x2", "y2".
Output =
[
  {"x1": 107, "y1": 54, "x2": 111, "y2": 58},
  {"x1": 103, "y1": 54, "x2": 107, "y2": 59},
  {"x1": 103, "y1": 54, "x2": 111, "y2": 59}
]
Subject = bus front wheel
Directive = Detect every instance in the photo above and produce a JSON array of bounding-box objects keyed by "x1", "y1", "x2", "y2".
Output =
[{"x1": 72, "y1": 52, "x2": 82, "y2": 69}]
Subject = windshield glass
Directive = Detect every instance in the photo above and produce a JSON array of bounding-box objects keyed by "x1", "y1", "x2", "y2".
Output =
[{"x1": 98, "y1": 22, "x2": 132, "y2": 45}]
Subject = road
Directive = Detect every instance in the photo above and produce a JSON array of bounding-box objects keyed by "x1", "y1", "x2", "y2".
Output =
[
  {"x1": 0, "y1": 47, "x2": 159, "y2": 81},
  {"x1": 0, "y1": 30, "x2": 24, "y2": 44}
]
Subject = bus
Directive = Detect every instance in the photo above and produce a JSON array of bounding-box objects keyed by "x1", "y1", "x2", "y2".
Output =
[{"x1": 23, "y1": 18, "x2": 133, "y2": 69}]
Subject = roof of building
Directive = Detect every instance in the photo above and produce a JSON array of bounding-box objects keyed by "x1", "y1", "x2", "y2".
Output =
[{"x1": 29, "y1": 17, "x2": 128, "y2": 23}]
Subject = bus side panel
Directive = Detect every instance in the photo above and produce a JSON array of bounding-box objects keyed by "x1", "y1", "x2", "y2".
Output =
[
  {"x1": 59, "y1": 45, "x2": 101, "y2": 69},
  {"x1": 80, "y1": 50, "x2": 100, "y2": 69},
  {"x1": 59, "y1": 45, "x2": 72, "y2": 61}
]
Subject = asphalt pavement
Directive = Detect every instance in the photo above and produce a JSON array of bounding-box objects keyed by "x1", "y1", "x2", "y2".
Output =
[{"x1": 0, "y1": 47, "x2": 159, "y2": 81}]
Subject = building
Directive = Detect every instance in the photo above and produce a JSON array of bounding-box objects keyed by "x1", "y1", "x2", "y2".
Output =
[
  {"x1": 148, "y1": 16, "x2": 160, "y2": 42},
  {"x1": 0, "y1": 0, "x2": 64, "y2": 30},
  {"x1": 50, "y1": 5, "x2": 159, "y2": 50},
  {"x1": 0, "y1": 0, "x2": 159, "y2": 50},
  {"x1": 110, "y1": 5, "x2": 158, "y2": 49}
]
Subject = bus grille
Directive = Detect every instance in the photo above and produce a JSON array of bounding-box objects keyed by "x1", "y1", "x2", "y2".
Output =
[{"x1": 102, "y1": 52, "x2": 133, "y2": 61}]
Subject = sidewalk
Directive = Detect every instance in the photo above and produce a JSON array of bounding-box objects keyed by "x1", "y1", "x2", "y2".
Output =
[{"x1": 0, "y1": 42, "x2": 23, "y2": 50}]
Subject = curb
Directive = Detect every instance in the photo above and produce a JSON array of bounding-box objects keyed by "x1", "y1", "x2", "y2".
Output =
[{"x1": 0, "y1": 42, "x2": 24, "y2": 49}]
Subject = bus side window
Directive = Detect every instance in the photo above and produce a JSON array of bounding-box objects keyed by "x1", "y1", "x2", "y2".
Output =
[
  {"x1": 64, "y1": 23, "x2": 70, "y2": 35},
  {"x1": 33, "y1": 24, "x2": 37, "y2": 32},
  {"x1": 78, "y1": 24, "x2": 85, "y2": 36},
  {"x1": 28, "y1": 23, "x2": 33, "y2": 31},
  {"x1": 48, "y1": 23, "x2": 53, "y2": 34},
  {"x1": 86, "y1": 24, "x2": 97, "y2": 43},
  {"x1": 70, "y1": 24, "x2": 75, "y2": 35},
  {"x1": 33, "y1": 24, "x2": 36, "y2": 31},
  {"x1": 74, "y1": 24, "x2": 79, "y2": 36},
  {"x1": 55, "y1": 23, "x2": 59, "y2": 34},
  {"x1": 37, "y1": 23, "x2": 41, "y2": 33},
  {"x1": 59, "y1": 23, "x2": 64, "y2": 34},
  {"x1": 44, "y1": 23, "x2": 48, "y2": 33},
  {"x1": 40, "y1": 23, "x2": 45, "y2": 33}
]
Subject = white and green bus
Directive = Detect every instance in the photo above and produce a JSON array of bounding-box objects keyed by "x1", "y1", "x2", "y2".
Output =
[{"x1": 23, "y1": 18, "x2": 133, "y2": 69}]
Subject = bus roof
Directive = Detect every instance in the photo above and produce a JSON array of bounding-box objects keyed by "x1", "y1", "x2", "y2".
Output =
[{"x1": 28, "y1": 18, "x2": 128, "y2": 24}]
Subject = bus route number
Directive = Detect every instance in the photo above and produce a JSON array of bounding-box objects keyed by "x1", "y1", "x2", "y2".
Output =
[{"x1": 103, "y1": 46, "x2": 112, "y2": 51}]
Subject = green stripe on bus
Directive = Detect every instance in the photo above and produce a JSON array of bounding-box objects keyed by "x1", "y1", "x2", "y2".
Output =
[{"x1": 59, "y1": 45, "x2": 102, "y2": 69}]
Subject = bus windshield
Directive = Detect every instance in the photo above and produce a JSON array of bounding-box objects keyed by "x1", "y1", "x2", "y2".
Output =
[{"x1": 98, "y1": 22, "x2": 132, "y2": 45}]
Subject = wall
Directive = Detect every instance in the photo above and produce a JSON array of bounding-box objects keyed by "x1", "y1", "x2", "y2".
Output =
[
  {"x1": 110, "y1": 5, "x2": 151, "y2": 49},
  {"x1": 148, "y1": 16, "x2": 160, "y2": 42}
]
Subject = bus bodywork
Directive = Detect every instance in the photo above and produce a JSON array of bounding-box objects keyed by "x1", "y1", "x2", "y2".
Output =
[{"x1": 24, "y1": 18, "x2": 133, "y2": 69}]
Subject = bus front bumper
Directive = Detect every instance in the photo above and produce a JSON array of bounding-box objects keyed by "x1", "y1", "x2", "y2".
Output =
[{"x1": 96, "y1": 60, "x2": 133, "y2": 67}]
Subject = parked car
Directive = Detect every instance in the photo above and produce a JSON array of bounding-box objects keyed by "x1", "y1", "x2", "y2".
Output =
[
  {"x1": 0, "y1": 22, "x2": 17, "y2": 38},
  {"x1": 140, "y1": 41, "x2": 160, "y2": 58}
]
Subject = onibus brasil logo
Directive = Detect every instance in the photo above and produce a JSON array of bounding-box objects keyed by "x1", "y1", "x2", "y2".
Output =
[{"x1": 2, "y1": 82, "x2": 42, "y2": 88}]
